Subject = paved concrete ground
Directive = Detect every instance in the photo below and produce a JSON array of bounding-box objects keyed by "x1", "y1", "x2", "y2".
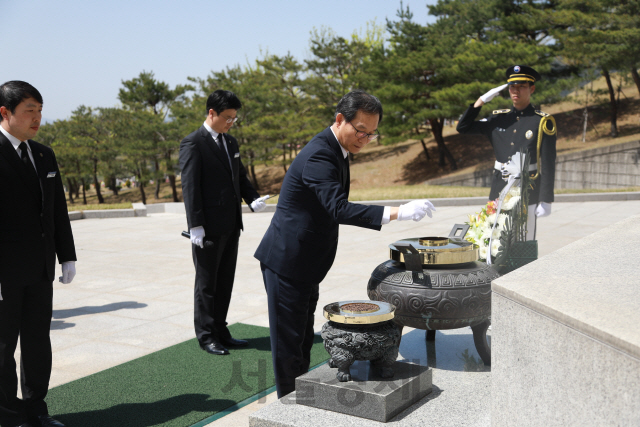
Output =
[{"x1": 28, "y1": 198, "x2": 640, "y2": 426}]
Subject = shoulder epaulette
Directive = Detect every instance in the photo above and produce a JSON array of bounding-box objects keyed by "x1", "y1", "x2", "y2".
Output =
[
  {"x1": 492, "y1": 109, "x2": 510, "y2": 115},
  {"x1": 535, "y1": 110, "x2": 551, "y2": 117}
]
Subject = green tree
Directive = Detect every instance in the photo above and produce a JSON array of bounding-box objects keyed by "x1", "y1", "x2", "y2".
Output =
[
  {"x1": 119, "y1": 71, "x2": 193, "y2": 201},
  {"x1": 66, "y1": 106, "x2": 122, "y2": 203},
  {"x1": 305, "y1": 27, "x2": 378, "y2": 124},
  {"x1": 110, "y1": 108, "x2": 158, "y2": 205},
  {"x1": 37, "y1": 120, "x2": 90, "y2": 204},
  {"x1": 553, "y1": 0, "x2": 640, "y2": 137}
]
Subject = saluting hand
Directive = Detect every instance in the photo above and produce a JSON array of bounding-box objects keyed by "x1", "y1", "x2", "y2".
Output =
[{"x1": 479, "y1": 84, "x2": 509, "y2": 104}]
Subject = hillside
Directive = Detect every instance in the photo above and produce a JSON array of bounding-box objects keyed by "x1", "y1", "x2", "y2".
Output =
[
  {"x1": 68, "y1": 76, "x2": 640, "y2": 207},
  {"x1": 253, "y1": 77, "x2": 640, "y2": 194}
]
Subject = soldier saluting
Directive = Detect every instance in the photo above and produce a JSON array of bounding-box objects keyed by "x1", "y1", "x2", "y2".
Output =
[{"x1": 457, "y1": 65, "x2": 557, "y2": 240}]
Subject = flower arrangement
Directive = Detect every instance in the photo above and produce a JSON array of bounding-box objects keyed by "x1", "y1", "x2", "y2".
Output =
[{"x1": 466, "y1": 186, "x2": 522, "y2": 262}]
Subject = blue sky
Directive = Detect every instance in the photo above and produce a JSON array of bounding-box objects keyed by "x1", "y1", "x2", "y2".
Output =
[{"x1": 2, "y1": 0, "x2": 437, "y2": 122}]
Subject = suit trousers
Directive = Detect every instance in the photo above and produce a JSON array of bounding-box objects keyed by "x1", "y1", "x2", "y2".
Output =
[
  {"x1": 0, "y1": 272, "x2": 53, "y2": 426},
  {"x1": 261, "y1": 264, "x2": 319, "y2": 398},
  {"x1": 192, "y1": 229, "x2": 240, "y2": 345}
]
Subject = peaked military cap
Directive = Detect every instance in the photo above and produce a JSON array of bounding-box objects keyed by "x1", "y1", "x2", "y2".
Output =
[{"x1": 506, "y1": 65, "x2": 541, "y2": 85}]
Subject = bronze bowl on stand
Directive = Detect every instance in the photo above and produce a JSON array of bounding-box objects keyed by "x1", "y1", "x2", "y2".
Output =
[
  {"x1": 321, "y1": 300, "x2": 401, "y2": 382},
  {"x1": 367, "y1": 224, "x2": 499, "y2": 365}
]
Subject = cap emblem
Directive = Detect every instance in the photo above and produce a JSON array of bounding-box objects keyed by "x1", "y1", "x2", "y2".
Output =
[{"x1": 514, "y1": 66, "x2": 521, "y2": 73}]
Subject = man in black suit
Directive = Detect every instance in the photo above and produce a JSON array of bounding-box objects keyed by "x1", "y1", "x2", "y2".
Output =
[
  {"x1": 255, "y1": 90, "x2": 436, "y2": 397},
  {"x1": 179, "y1": 90, "x2": 267, "y2": 356},
  {"x1": 0, "y1": 81, "x2": 75, "y2": 427}
]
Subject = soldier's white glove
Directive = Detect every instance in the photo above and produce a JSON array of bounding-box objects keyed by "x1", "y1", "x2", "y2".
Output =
[
  {"x1": 398, "y1": 199, "x2": 436, "y2": 222},
  {"x1": 59, "y1": 261, "x2": 76, "y2": 284},
  {"x1": 535, "y1": 202, "x2": 552, "y2": 217},
  {"x1": 250, "y1": 195, "x2": 269, "y2": 213},
  {"x1": 190, "y1": 226, "x2": 205, "y2": 249},
  {"x1": 480, "y1": 84, "x2": 509, "y2": 103}
]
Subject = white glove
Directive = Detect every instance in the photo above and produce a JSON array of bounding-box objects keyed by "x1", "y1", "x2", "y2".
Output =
[
  {"x1": 502, "y1": 153, "x2": 526, "y2": 177},
  {"x1": 59, "y1": 261, "x2": 76, "y2": 284},
  {"x1": 250, "y1": 195, "x2": 269, "y2": 213},
  {"x1": 398, "y1": 199, "x2": 436, "y2": 222},
  {"x1": 535, "y1": 202, "x2": 552, "y2": 217},
  {"x1": 480, "y1": 84, "x2": 509, "y2": 103},
  {"x1": 190, "y1": 226, "x2": 205, "y2": 249}
]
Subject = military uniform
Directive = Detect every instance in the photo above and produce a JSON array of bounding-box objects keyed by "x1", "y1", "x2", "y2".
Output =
[{"x1": 456, "y1": 103, "x2": 556, "y2": 204}]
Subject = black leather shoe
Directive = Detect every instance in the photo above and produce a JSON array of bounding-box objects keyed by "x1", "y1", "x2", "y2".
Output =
[
  {"x1": 16, "y1": 423, "x2": 34, "y2": 427},
  {"x1": 36, "y1": 416, "x2": 66, "y2": 427},
  {"x1": 200, "y1": 341, "x2": 229, "y2": 355},
  {"x1": 219, "y1": 336, "x2": 248, "y2": 347}
]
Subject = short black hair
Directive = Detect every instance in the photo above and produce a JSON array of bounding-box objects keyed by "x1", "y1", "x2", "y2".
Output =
[
  {"x1": 335, "y1": 90, "x2": 383, "y2": 123},
  {"x1": 0, "y1": 81, "x2": 43, "y2": 122},
  {"x1": 206, "y1": 90, "x2": 242, "y2": 115}
]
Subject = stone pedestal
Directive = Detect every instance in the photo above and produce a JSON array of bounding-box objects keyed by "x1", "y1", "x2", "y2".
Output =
[{"x1": 294, "y1": 360, "x2": 432, "y2": 422}]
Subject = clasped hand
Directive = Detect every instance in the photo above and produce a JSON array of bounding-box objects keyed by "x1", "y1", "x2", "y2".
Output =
[
  {"x1": 250, "y1": 195, "x2": 269, "y2": 213},
  {"x1": 398, "y1": 199, "x2": 436, "y2": 222},
  {"x1": 190, "y1": 226, "x2": 205, "y2": 249},
  {"x1": 59, "y1": 261, "x2": 76, "y2": 284}
]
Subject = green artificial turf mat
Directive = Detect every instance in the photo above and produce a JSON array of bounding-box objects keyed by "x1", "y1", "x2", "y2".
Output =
[{"x1": 47, "y1": 323, "x2": 329, "y2": 427}]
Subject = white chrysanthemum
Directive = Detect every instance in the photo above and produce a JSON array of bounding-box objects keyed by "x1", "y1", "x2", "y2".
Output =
[
  {"x1": 496, "y1": 213, "x2": 508, "y2": 230},
  {"x1": 480, "y1": 224, "x2": 493, "y2": 241},
  {"x1": 486, "y1": 213, "x2": 497, "y2": 225},
  {"x1": 491, "y1": 239, "x2": 502, "y2": 254},
  {"x1": 502, "y1": 195, "x2": 521, "y2": 211},
  {"x1": 469, "y1": 227, "x2": 484, "y2": 243},
  {"x1": 479, "y1": 245, "x2": 489, "y2": 261}
]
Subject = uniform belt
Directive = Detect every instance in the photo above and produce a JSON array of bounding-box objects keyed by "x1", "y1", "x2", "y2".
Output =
[{"x1": 494, "y1": 160, "x2": 537, "y2": 172}]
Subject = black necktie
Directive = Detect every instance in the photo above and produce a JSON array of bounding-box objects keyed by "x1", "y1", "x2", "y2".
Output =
[
  {"x1": 217, "y1": 134, "x2": 232, "y2": 170},
  {"x1": 216, "y1": 134, "x2": 225, "y2": 153},
  {"x1": 19, "y1": 142, "x2": 38, "y2": 178},
  {"x1": 342, "y1": 156, "x2": 350, "y2": 190},
  {"x1": 19, "y1": 142, "x2": 42, "y2": 199}
]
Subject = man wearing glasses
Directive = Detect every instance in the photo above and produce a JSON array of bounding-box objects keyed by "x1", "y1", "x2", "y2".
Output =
[
  {"x1": 180, "y1": 90, "x2": 267, "y2": 356},
  {"x1": 255, "y1": 90, "x2": 435, "y2": 397}
]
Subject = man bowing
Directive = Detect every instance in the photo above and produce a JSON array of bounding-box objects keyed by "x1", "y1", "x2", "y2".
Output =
[
  {"x1": 255, "y1": 90, "x2": 436, "y2": 397},
  {"x1": 180, "y1": 90, "x2": 267, "y2": 356}
]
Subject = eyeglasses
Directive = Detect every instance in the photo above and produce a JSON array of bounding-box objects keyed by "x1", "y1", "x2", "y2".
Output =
[
  {"x1": 220, "y1": 114, "x2": 238, "y2": 124},
  {"x1": 348, "y1": 122, "x2": 379, "y2": 141}
]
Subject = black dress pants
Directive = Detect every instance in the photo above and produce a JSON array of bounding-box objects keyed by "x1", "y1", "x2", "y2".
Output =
[
  {"x1": 0, "y1": 273, "x2": 53, "y2": 427},
  {"x1": 192, "y1": 229, "x2": 240, "y2": 344},
  {"x1": 261, "y1": 264, "x2": 319, "y2": 398}
]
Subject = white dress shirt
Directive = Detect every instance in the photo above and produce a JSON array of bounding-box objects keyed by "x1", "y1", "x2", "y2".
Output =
[
  {"x1": 329, "y1": 126, "x2": 390, "y2": 224},
  {"x1": 0, "y1": 125, "x2": 37, "y2": 171},
  {"x1": 204, "y1": 122, "x2": 232, "y2": 169}
]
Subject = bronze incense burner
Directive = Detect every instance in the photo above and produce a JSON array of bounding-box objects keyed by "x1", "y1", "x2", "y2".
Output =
[
  {"x1": 367, "y1": 224, "x2": 498, "y2": 365},
  {"x1": 321, "y1": 300, "x2": 401, "y2": 382}
]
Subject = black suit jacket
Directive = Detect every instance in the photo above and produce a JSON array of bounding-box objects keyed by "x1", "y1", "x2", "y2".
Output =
[
  {"x1": 254, "y1": 127, "x2": 384, "y2": 284},
  {"x1": 179, "y1": 126, "x2": 259, "y2": 236},
  {"x1": 457, "y1": 103, "x2": 556, "y2": 204},
  {"x1": 0, "y1": 133, "x2": 76, "y2": 286}
]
